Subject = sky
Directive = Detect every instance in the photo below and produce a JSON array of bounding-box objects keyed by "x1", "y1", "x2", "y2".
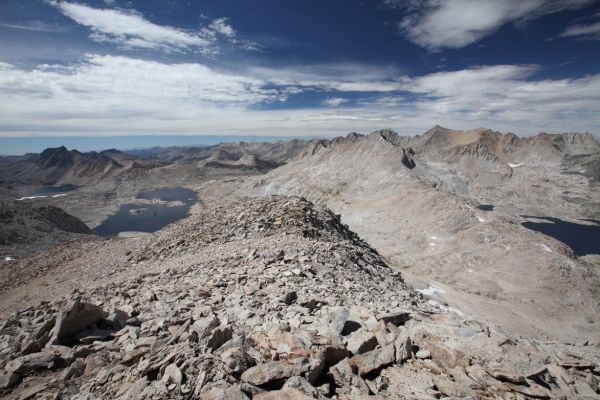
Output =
[{"x1": 0, "y1": 0, "x2": 599, "y2": 153}]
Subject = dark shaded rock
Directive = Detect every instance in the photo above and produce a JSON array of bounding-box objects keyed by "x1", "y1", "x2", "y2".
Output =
[
  {"x1": 0, "y1": 372, "x2": 19, "y2": 389},
  {"x1": 329, "y1": 358, "x2": 370, "y2": 395},
  {"x1": 48, "y1": 300, "x2": 107, "y2": 345},
  {"x1": 206, "y1": 325, "x2": 233, "y2": 351},
  {"x1": 5, "y1": 351, "x2": 59, "y2": 375},
  {"x1": 377, "y1": 311, "x2": 410, "y2": 327}
]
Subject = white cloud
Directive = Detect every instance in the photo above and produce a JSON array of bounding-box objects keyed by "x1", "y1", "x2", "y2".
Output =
[
  {"x1": 323, "y1": 97, "x2": 347, "y2": 106},
  {"x1": 395, "y1": 0, "x2": 595, "y2": 50},
  {"x1": 50, "y1": 1, "x2": 245, "y2": 54},
  {"x1": 561, "y1": 21, "x2": 600, "y2": 39},
  {"x1": 0, "y1": 54, "x2": 280, "y2": 105},
  {"x1": 400, "y1": 65, "x2": 600, "y2": 126},
  {"x1": 0, "y1": 57, "x2": 598, "y2": 137},
  {"x1": 209, "y1": 18, "x2": 235, "y2": 38}
]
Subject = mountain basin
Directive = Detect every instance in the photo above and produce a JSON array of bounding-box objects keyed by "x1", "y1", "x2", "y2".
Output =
[{"x1": 94, "y1": 187, "x2": 197, "y2": 236}]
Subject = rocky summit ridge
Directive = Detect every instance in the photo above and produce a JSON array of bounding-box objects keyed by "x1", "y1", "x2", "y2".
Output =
[{"x1": 0, "y1": 196, "x2": 599, "y2": 399}]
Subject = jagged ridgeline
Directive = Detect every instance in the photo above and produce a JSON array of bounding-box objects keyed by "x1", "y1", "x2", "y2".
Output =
[{"x1": 0, "y1": 196, "x2": 598, "y2": 399}]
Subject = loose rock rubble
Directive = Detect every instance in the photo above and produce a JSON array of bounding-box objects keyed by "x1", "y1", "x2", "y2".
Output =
[{"x1": 0, "y1": 196, "x2": 598, "y2": 399}]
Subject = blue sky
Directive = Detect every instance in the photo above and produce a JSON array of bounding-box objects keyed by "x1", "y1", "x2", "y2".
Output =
[{"x1": 0, "y1": 0, "x2": 599, "y2": 151}]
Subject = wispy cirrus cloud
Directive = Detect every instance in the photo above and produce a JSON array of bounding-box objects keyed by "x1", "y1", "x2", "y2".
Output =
[
  {"x1": 388, "y1": 0, "x2": 596, "y2": 50},
  {"x1": 49, "y1": 1, "x2": 243, "y2": 55},
  {"x1": 0, "y1": 21, "x2": 68, "y2": 33},
  {"x1": 249, "y1": 63, "x2": 406, "y2": 92},
  {"x1": 561, "y1": 21, "x2": 600, "y2": 39}
]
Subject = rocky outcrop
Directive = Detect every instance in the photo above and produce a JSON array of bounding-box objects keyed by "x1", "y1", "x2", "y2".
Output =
[
  {"x1": 0, "y1": 199, "x2": 95, "y2": 259},
  {"x1": 0, "y1": 196, "x2": 597, "y2": 399}
]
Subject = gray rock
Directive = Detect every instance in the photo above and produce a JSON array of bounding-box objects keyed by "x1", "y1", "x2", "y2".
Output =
[
  {"x1": 191, "y1": 315, "x2": 220, "y2": 339},
  {"x1": 5, "y1": 351, "x2": 59, "y2": 375},
  {"x1": 394, "y1": 332, "x2": 412, "y2": 363},
  {"x1": 373, "y1": 320, "x2": 397, "y2": 346},
  {"x1": 59, "y1": 358, "x2": 86, "y2": 380},
  {"x1": 206, "y1": 325, "x2": 233, "y2": 351},
  {"x1": 160, "y1": 363, "x2": 183, "y2": 389},
  {"x1": 0, "y1": 372, "x2": 19, "y2": 389},
  {"x1": 48, "y1": 300, "x2": 107, "y2": 345},
  {"x1": 416, "y1": 349, "x2": 431, "y2": 359},
  {"x1": 199, "y1": 380, "x2": 233, "y2": 400},
  {"x1": 253, "y1": 388, "x2": 313, "y2": 399},
  {"x1": 346, "y1": 329, "x2": 378, "y2": 355},
  {"x1": 349, "y1": 342, "x2": 396, "y2": 375},
  {"x1": 220, "y1": 346, "x2": 252, "y2": 374},
  {"x1": 241, "y1": 359, "x2": 309, "y2": 385},
  {"x1": 329, "y1": 358, "x2": 370, "y2": 395},
  {"x1": 283, "y1": 376, "x2": 320, "y2": 397}
]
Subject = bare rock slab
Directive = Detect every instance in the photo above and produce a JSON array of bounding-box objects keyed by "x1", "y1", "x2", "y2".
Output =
[
  {"x1": 350, "y1": 343, "x2": 396, "y2": 375},
  {"x1": 241, "y1": 360, "x2": 309, "y2": 386},
  {"x1": 48, "y1": 300, "x2": 107, "y2": 345}
]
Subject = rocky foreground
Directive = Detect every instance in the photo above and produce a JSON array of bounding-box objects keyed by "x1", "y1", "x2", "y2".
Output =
[{"x1": 0, "y1": 196, "x2": 599, "y2": 399}]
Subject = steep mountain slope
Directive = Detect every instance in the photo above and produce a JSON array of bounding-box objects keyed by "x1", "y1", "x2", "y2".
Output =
[
  {"x1": 0, "y1": 196, "x2": 597, "y2": 399},
  {"x1": 0, "y1": 147, "x2": 149, "y2": 186},
  {"x1": 0, "y1": 199, "x2": 96, "y2": 260},
  {"x1": 400, "y1": 126, "x2": 600, "y2": 218},
  {"x1": 125, "y1": 140, "x2": 309, "y2": 166},
  {"x1": 244, "y1": 129, "x2": 600, "y2": 343}
]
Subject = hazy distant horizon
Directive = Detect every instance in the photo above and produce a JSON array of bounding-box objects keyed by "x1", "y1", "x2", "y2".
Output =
[
  {"x1": 0, "y1": 134, "x2": 329, "y2": 156},
  {"x1": 2, "y1": 127, "x2": 599, "y2": 156}
]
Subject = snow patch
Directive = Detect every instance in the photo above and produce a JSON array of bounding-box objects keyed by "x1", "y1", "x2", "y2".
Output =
[
  {"x1": 579, "y1": 169, "x2": 586, "y2": 173},
  {"x1": 429, "y1": 236, "x2": 437, "y2": 240},
  {"x1": 540, "y1": 244, "x2": 552, "y2": 252},
  {"x1": 508, "y1": 163, "x2": 523, "y2": 168},
  {"x1": 52, "y1": 194, "x2": 67, "y2": 198},
  {"x1": 4, "y1": 256, "x2": 15, "y2": 262},
  {"x1": 428, "y1": 242, "x2": 436, "y2": 247},
  {"x1": 16, "y1": 195, "x2": 47, "y2": 201},
  {"x1": 476, "y1": 215, "x2": 486, "y2": 223},
  {"x1": 418, "y1": 284, "x2": 445, "y2": 296},
  {"x1": 427, "y1": 300, "x2": 465, "y2": 317}
]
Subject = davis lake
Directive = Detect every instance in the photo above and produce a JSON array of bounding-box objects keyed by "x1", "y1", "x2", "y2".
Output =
[{"x1": 94, "y1": 188, "x2": 197, "y2": 236}]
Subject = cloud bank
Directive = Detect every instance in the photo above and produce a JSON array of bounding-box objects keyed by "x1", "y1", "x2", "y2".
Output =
[{"x1": 0, "y1": 56, "x2": 598, "y2": 137}]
